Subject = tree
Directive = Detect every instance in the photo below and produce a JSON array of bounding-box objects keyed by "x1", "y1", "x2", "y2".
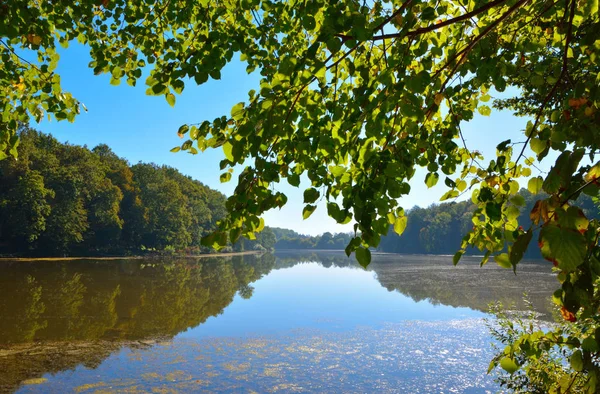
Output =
[
  {"x1": 0, "y1": 171, "x2": 53, "y2": 251},
  {"x1": 3, "y1": 0, "x2": 600, "y2": 389},
  {"x1": 0, "y1": 128, "x2": 249, "y2": 256}
]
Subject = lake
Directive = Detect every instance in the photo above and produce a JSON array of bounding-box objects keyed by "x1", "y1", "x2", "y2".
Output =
[{"x1": 0, "y1": 252, "x2": 558, "y2": 393}]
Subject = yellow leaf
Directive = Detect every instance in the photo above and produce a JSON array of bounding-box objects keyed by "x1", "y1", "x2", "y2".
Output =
[
  {"x1": 434, "y1": 93, "x2": 444, "y2": 105},
  {"x1": 585, "y1": 106, "x2": 594, "y2": 116}
]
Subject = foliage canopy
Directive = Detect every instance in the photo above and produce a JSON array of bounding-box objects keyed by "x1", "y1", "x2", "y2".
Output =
[{"x1": 2, "y1": 0, "x2": 600, "y2": 389}]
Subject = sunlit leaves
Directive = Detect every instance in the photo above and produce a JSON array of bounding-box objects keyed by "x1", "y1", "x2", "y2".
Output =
[
  {"x1": 302, "y1": 204, "x2": 316, "y2": 220},
  {"x1": 222, "y1": 142, "x2": 234, "y2": 162},
  {"x1": 478, "y1": 106, "x2": 492, "y2": 116},
  {"x1": 165, "y1": 93, "x2": 176, "y2": 107},
  {"x1": 494, "y1": 253, "x2": 512, "y2": 269},
  {"x1": 393, "y1": 216, "x2": 407, "y2": 236},
  {"x1": 425, "y1": 173, "x2": 439, "y2": 188},
  {"x1": 527, "y1": 177, "x2": 544, "y2": 194},
  {"x1": 500, "y1": 357, "x2": 519, "y2": 374},
  {"x1": 231, "y1": 102, "x2": 245, "y2": 121},
  {"x1": 5, "y1": 5, "x2": 600, "y2": 371}
]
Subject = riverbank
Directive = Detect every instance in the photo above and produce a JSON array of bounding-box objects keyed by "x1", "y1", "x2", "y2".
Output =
[{"x1": 0, "y1": 250, "x2": 264, "y2": 262}]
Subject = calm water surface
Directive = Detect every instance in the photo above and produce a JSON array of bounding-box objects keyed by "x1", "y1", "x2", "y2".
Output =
[{"x1": 0, "y1": 252, "x2": 557, "y2": 393}]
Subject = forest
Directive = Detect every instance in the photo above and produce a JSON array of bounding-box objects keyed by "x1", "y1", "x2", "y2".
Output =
[
  {"x1": 3, "y1": 129, "x2": 595, "y2": 260},
  {"x1": 0, "y1": 128, "x2": 274, "y2": 256},
  {"x1": 274, "y1": 192, "x2": 598, "y2": 259},
  {"x1": 379, "y1": 192, "x2": 598, "y2": 258}
]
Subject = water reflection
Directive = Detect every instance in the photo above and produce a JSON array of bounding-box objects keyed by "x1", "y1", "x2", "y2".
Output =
[
  {"x1": 277, "y1": 251, "x2": 558, "y2": 318},
  {"x1": 0, "y1": 252, "x2": 558, "y2": 392},
  {"x1": 0, "y1": 254, "x2": 275, "y2": 392},
  {"x1": 0, "y1": 255, "x2": 276, "y2": 344}
]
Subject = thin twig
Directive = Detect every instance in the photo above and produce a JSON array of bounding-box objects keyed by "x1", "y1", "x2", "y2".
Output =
[{"x1": 371, "y1": 0, "x2": 509, "y2": 41}]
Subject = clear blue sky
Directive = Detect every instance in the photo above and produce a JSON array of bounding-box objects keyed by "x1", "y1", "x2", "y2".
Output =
[{"x1": 38, "y1": 43, "x2": 545, "y2": 236}]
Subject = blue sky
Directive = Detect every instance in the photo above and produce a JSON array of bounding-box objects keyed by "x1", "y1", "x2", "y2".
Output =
[{"x1": 38, "y1": 43, "x2": 542, "y2": 236}]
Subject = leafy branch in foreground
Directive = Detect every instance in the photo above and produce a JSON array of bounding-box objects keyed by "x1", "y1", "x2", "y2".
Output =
[{"x1": 487, "y1": 298, "x2": 600, "y2": 393}]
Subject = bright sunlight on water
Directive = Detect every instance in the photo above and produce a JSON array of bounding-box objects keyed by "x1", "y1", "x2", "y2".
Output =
[{"x1": 0, "y1": 252, "x2": 557, "y2": 393}]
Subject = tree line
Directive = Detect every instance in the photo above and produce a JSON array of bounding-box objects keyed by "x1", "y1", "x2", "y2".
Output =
[
  {"x1": 272, "y1": 191, "x2": 598, "y2": 259},
  {"x1": 271, "y1": 227, "x2": 353, "y2": 250},
  {"x1": 0, "y1": 128, "x2": 275, "y2": 256},
  {"x1": 379, "y1": 190, "x2": 598, "y2": 259}
]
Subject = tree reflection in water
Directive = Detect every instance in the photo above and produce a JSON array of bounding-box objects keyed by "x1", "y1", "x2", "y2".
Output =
[
  {"x1": 0, "y1": 254, "x2": 275, "y2": 391},
  {"x1": 0, "y1": 252, "x2": 557, "y2": 392}
]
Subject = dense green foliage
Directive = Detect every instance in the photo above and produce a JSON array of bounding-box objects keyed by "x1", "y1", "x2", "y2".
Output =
[
  {"x1": 487, "y1": 298, "x2": 600, "y2": 393},
  {"x1": 0, "y1": 128, "x2": 265, "y2": 256},
  {"x1": 3, "y1": 0, "x2": 600, "y2": 390}
]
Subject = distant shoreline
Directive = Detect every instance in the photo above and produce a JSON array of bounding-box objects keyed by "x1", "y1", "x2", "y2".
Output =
[{"x1": 0, "y1": 250, "x2": 264, "y2": 262}]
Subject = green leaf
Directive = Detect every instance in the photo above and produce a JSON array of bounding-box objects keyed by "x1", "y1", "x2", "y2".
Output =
[
  {"x1": 500, "y1": 357, "x2": 519, "y2": 374},
  {"x1": 223, "y1": 142, "x2": 234, "y2": 162},
  {"x1": 151, "y1": 83, "x2": 166, "y2": 95},
  {"x1": 478, "y1": 105, "x2": 491, "y2": 116},
  {"x1": 229, "y1": 227, "x2": 242, "y2": 244},
  {"x1": 494, "y1": 253, "x2": 512, "y2": 269},
  {"x1": 303, "y1": 188, "x2": 320, "y2": 204},
  {"x1": 326, "y1": 37, "x2": 342, "y2": 54},
  {"x1": 570, "y1": 350, "x2": 584, "y2": 372},
  {"x1": 394, "y1": 216, "x2": 407, "y2": 235},
  {"x1": 355, "y1": 247, "x2": 371, "y2": 268},
  {"x1": 496, "y1": 139, "x2": 512, "y2": 151},
  {"x1": 480, "y1": 251, "x2": 491, "y2": 267},
  {"x1": 585, "y1": 161, "x2": 600, "y2": 182},
  {"x1": 510, "y1": 231, "x2": 533, "y2": 266},
  {"x1": 329, "y1": 165, "x2": 345, "y2": 177},
  {"x1": 453, "y1": 250, "x2": 464, "y2": 266},
  {"x1": 531, "y1": 75, "x2": 544, "y2": 87},
  {"x1": 165, "y1": 93, "x2": 176, "y2": 107},
  {"x1": 170, "y1": 146, "x2": 181, "y2": 153},
  {"x1": 486, "y1": 202, "x2": 502, "y2": 221},
  {"x1": 557, "y1": 206, "x2": 589, "y2": 233},
  {"x1": 510, "y1": 195, "x2": 525, "y2": 206},
  {"x1": 288, "y1": 173, "x2": 300, "y2": 187},
  {"x1": 527, "y1": 177, "x2": 543, "y2": 194},
  {"x1": 177, "y1": 125, "x2": 189, "y2": 136},
  {"x1": 302, "y1": 204, "x2": 316, "y2": 219},
  {"x1": 582, "y1": 337, "x2": 599, "y2": 352},
  {"x1": 539, "y1": 224, "x2": 587, "y2": 271},
  {"x1": 425, "y1": 172, "x2": 439, "y2": 188},
  {"x1": 345, "y1": 237, "x2": 361, "y2": 257},
  {"x1": 530, "y1": 138, "x2": 547, "y2": 155},
  {"x1": 231, "y1": 102, "x2": 244, "y2": 120},
  {"x1": 220, "y1": 172, "x2": 232, "y2": 183}
]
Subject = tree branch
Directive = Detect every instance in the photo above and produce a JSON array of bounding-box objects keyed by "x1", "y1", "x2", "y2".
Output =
[
  {"x1": 512, "y1": 0, "x2": 576, "y2": 173},
  {"x1": 370, "y1": 0, "x2": 509, "y2": 41}
]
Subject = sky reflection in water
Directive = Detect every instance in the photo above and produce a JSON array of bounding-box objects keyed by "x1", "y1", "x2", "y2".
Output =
[
  {"x1": 0, "y1": 252, "x2": 557, "y2": 393},
  {"x1": 183, "y1": 261, "x2": 483, "y2": 339}
]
